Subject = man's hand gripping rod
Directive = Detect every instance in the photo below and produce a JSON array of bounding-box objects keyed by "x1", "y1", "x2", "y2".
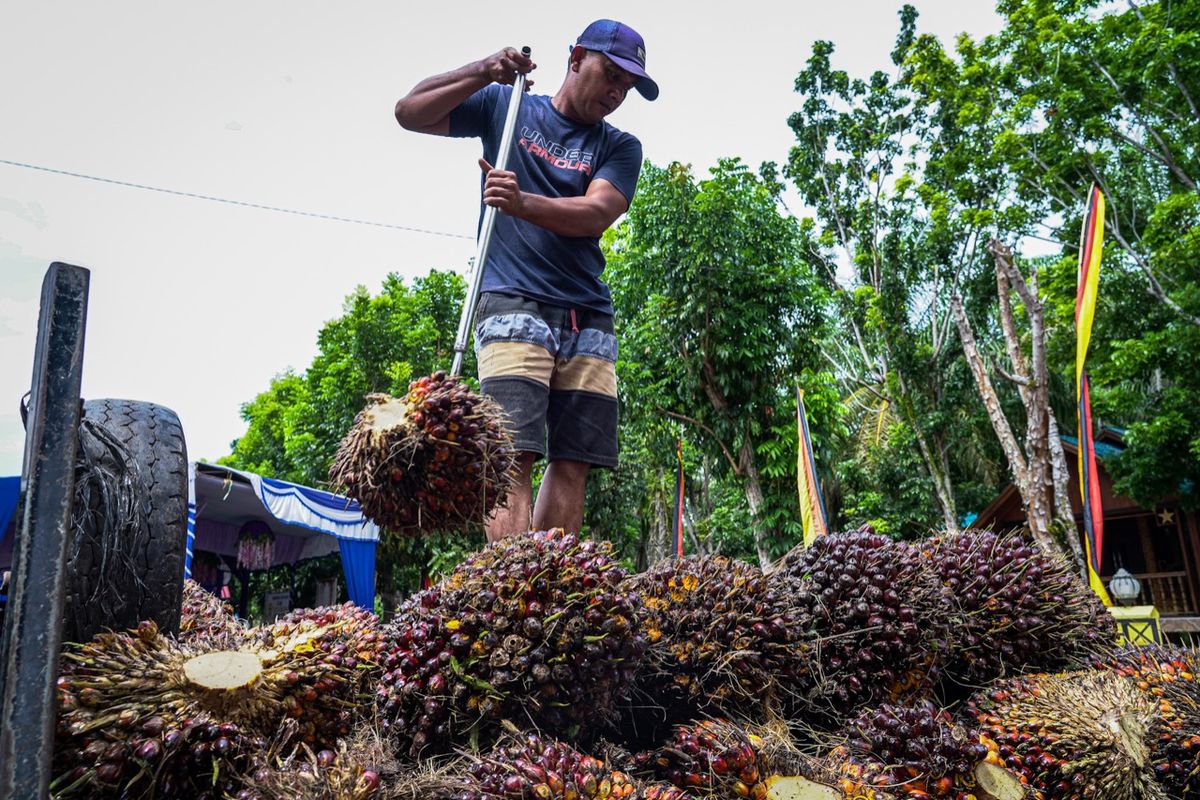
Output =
[{"x1": 450, "y1": 46, "x2": 531, "y2": 377}]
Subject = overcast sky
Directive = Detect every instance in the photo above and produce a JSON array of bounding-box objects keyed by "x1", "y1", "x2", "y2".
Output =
[{"x1": 0, "y1": 1, "x2": 1004, "y2": 477}]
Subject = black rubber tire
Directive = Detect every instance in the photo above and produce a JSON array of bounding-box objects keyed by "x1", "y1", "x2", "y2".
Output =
[{"x1": 63, "y1": 399, "x2": 188, "y2": 643}]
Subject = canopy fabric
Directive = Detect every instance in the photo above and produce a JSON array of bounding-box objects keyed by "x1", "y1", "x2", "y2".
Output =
[
  {"x1": 188, "y1": 463, "x2": 379, "y2": 610},
  {"x1": 250, "y1": 473, "x2": 380, "y2": 541},
  {"x1": 0, "y1": 476, "x2": 18, "y2": 547}
]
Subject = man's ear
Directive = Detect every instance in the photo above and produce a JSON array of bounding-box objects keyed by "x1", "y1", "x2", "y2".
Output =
[{"x1": 568, "y1": 44, "x2": 587, "y2": 71}]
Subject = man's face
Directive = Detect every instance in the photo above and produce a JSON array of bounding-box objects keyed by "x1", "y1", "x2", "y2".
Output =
[{"x1": 569, "y1": 50, "x2": 639, "y2": 124}]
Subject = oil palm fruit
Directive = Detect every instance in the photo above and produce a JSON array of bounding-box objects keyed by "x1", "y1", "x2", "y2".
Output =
[
  {"x1": 252, "y1": 603, "x2": 388, "y2": 743},
  {"x1": 329, "y1": 373, "x2": 518, "y2": 533},
  {"x1": 231, "y1": 739, "x2": 384, "y2": 800},
  {"x1": 180, "y1": 578, "x2": 245, "y2": 649},
  {"x1": 638, "y1": 785, "x2": 696, "y2": 800},
  {"x1": 625, "y1": 556, "x2": 807, "y2": 723},
  {"x1": 922, "y1": 530, "x2": 1115, "y2": 688},
  {"x1": 1090, "y1": 644, "x2": 1200, "y2": 797},
  {"x1": 832, "y1": 700, "x2": 1030, "y2": 800},
  {"x1": 773, "y1": 530, "x2": 953, "y2": 716},
  {"x1": 454, "y1": 732, "x2": 645, "y2": 799},
  {"x1": 630, "y1": 718, "x2": 795, "y2": 800},
  {"x1": 968, "y1": 670, "x2": 1168, "y2": 800},
  {"x1": 376, "y1": 529, "x2": 646, "y2": 757},
  {"x1": 52, "y1": 616, "x2": 367, "y2": 798}
]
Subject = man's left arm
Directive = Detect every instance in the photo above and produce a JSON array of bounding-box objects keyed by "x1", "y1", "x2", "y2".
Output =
[{"x1": 478, "y1": 158, "x2": 628, "y2": 238}]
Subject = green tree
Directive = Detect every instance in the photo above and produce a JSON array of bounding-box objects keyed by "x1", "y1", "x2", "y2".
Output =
[
  {"x1": 786, "y1": 12, "x2": 1007, "y2": 537},
  {"x1": 222, "y1": 269, "x2": 478, "y2": 606},
  {"x1": 906, "y1": 0, "x2": 1200, "y2": 512},
  {"x1": 603, "y1": 158, "x2": 831, "y2": 566}
]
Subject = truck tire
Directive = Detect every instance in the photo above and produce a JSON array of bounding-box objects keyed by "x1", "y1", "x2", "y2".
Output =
[{"x1": 63, "y1": 399, "x2": 188, "y2": 643}]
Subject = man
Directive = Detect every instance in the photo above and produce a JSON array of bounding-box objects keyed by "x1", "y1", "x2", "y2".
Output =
[{"x1": 395, "y1": 20, "x2": 657, "y2": 541}]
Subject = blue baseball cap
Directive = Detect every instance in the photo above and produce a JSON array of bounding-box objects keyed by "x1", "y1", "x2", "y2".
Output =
[{"x1": 576, "y1": 19, "x2": 659, "y2": 101}]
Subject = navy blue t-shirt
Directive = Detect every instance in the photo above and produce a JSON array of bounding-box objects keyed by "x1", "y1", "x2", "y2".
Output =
[{"x1": 448, "y1": 84, "x2": 642, "y2": 315}]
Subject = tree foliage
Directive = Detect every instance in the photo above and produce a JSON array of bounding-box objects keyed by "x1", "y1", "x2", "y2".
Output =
[
  {"x1": 221, "y1": 269, "x2": 478, "y2": 604},
  {"x1": 221, "y1": 0, "x2": 1200, "y2": 586},
  {"x1": 905, "y1": 0, "x2": 1200, "y2": 510},
  {"x1": 600, "y1": 158, "x2": 833, "y2": 565}
]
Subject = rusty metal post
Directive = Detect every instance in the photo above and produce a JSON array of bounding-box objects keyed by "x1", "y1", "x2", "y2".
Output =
[{"x1": 0, "y1": 263, "x2": 90, "y2": 799}]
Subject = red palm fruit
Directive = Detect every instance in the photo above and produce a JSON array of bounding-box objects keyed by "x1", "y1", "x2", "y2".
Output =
[
  {"x1": 1090, "y1": 644, "x2": 1200, "y2": 797},
  {"x1": 967, "y1": 670, "x2": 1165, "y2": 800},
  {"x1": 624, "y1": 556, "x2": 808, "y2": 727},
  {"x1": 377, "y1": 530, "x2": 645, "y2": 757},
  {"x1": 771, "y1": 529, "x2": 954, "y2": 718},
  {"x1": 329, "y1": 376, "x2": 517, "y2": 535},
  {"x1": 922, "y1": 530, "x2": 1115, "y2": 688}
]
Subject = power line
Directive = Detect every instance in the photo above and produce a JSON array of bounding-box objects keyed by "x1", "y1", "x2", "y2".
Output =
[{"x1": 0, "y1": 158, "x2": 474, "y2": 240}]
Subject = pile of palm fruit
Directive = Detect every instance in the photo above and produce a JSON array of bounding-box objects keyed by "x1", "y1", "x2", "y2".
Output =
[
  {"x1": 49, "y1": 528, "x2": 1200, "y2": 800},
  {"x1": 328, "y1": 373, "x2": 518, "y2": 533},
  {"x1": 375, "y1": 529, "x2": 646, "y2": 757}
]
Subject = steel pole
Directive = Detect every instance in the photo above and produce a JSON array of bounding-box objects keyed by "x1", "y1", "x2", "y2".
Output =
[{"x1": 451, "y1": 46, "x2": 531, "y2": 377}]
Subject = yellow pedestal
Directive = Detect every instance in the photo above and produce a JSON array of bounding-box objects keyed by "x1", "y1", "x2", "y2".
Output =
[{"x1": 1109, "y1": 604, "x2": 1162, "y2": 645}]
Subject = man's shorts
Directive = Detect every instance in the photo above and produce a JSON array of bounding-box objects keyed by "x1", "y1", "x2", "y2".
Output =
[{"x1": 473, "y1": 291, "x2": 618, "y2": 468}]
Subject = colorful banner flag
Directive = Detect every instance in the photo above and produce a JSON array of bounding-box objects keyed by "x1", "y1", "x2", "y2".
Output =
[
  {"x1": 797, "y1": 387, "x2": 828, "y2": 546},
  {"x1": 1076, "y1": 185, "x2": 1112, "y2": 607},
  {"x1": 673, "y1": 438, "x2": 686, "y2": 558}
]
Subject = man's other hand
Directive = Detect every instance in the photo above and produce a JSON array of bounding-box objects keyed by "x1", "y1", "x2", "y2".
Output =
[{"x1": 479, "y1": 158, "x2": 524, "y2": 215}]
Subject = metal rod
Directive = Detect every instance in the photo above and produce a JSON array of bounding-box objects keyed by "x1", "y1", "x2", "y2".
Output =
[
  {"x1": 451, "y1": 46, "x2": 531, "y2": 377},
  {"x1": 0, "y1": 263, "x2": 90, "y2": 800}
]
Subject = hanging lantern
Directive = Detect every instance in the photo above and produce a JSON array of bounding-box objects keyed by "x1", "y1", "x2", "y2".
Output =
[{"x1": 236, "y1": 520, "x2": 275, "y2": 572}]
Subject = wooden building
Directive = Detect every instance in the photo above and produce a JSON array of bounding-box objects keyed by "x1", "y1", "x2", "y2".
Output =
[{"x1": 970, "y1": 428, "x2": 1200, "y2": 635}]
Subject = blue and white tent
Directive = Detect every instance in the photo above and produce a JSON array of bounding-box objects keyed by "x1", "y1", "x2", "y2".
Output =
[
  {"x1": 188, "y1": 463, "x2": 380, "y2": 610},
  {"x1": 0, "y1": 475, "x2": 19, "y2": 572}
]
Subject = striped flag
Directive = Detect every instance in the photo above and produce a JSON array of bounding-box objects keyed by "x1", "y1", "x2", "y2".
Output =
[
  {"x1": 673, "y1": 438, "x2": 686, "y2": 557},
  {"x1": 1076, "y1": 185, "x2": 1113, "y2": 607},
  {"x1": 797, "y1": 387, "x2": 828, "y2": 546}
]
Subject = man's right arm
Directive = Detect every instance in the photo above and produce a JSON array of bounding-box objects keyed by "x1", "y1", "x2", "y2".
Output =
[{"x1": 395, "y1": 48, "x2": 535, "y2": 136}]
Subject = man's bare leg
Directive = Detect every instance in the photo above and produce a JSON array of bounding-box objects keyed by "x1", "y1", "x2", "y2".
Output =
[
  {"x1": 485, "y1": 453, "x2": 536, "y2": 543},
  {"x1": 532, "y1": 459, "x2": 591, "y2": 533}
]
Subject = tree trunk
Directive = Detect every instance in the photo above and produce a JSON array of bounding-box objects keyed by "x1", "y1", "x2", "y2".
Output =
[
  {"x1": 645, "y1": 465, "x2": 673, "y2": 567},
  {"x1": 891, "y1": 364, "x2": 961, "y2": 535},
  {"x1": 950, "y1": 293, "x2": 1030, "y2": 492},
  {"x1": 1048, "y1": 410, "x2": 1087, "y2": 574},
  {"x1": 948, "y1": 241, "x2": 1076, "y2": 557},
  {"x1": 991, "y1": 241, "x2": 1067, "y2": 555},
  {"x1": 739, "y1": 437, "x2": 773, "y2": 569}
]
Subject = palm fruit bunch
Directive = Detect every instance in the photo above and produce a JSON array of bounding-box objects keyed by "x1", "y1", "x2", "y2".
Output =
[
  {"x1": 230, "y1": 720, "x2": 386, "y2": 800},
  {"x1": 234, "y1": 752, "x2": 383, "y2": 800},
  {"x1": 1089, "y1": 645, "x2": 1200, "y2": 796},
  {"x1": 53, "y1": 621, "x2": 269, "y2": 798},
  {"x1": 625, "y1": 556, "x2": 807, "y2": 724},
  {"x1": 52, "y1": 617, "x2": 366, "y2": 798},
  {"x1": 921, "y1": 530, "x2": 1115, "y2": 688},
  {"x1": 831, "y1": 700, "x2": 1030, "y2": 800},
  {"x1": 772, "y1": 530, "x2": 953, "y2": 716},
  {"x1": 376, "y1": 529, "x2": 646, "y2": 757},
  {"x1": 328, "y1": 372, "x2": 518, "y2": 533},
  {"x1": 629, "y1": 718, "x2": 782, "y2": 800},
  {"x1": 251, "y1": 603, "x2": 388, "y2": 744},
  {"x1": 638, "y1": 786, "x2": 695, "y2": 800},
  {"x1": 967, "y1": 670, "x2": 1168, "y2": 800},
  {"x1": 180, "y1": 578, "x2": 245, "y2": 649},
  {"x1": 448, "y1": 732, "x2": 647, "y2": 800}
]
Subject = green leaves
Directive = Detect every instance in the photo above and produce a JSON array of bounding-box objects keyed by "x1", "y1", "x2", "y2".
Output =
[
  {"x1": 595, "y1": 159, "x2": 831, "y2": 563},
  {"x1": 221, "y1": 269, "x2": 476, "y2": 597}
]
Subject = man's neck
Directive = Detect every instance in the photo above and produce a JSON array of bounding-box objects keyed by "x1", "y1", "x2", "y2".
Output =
[{"x1": 551, "y1": 89, "x2": 588, "y2": 124}]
